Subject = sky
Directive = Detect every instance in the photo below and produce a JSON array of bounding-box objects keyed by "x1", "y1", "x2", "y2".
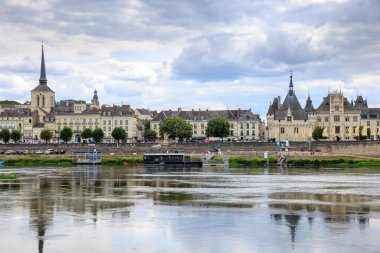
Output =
[{"x1": 1, "y1": 0, "x2": 380, "y2": 118}]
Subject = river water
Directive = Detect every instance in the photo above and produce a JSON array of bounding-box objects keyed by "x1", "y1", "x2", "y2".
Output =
[{"x1": 1, "y1": 166, "x2": 380, "y2": 253}]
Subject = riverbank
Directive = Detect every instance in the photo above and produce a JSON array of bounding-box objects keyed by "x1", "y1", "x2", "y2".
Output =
[{"x1": 2, "y1": 155, "x2": 380, "y2": 168}]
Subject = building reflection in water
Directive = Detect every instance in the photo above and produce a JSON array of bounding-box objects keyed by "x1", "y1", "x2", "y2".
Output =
[{"x1": 269, "y1": 191, "x2": 371, "y2": 245}]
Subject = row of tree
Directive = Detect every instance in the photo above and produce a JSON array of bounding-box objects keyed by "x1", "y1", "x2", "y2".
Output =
[
  {"x1": 0, "y1": 129, "x2": 22, "y2": 143},
  {"x1": 157, "y1": 116, "x2": 230, "y2": 141},
  {"x1": 40, "y1": 127, "x2": 128, "y2": 143}
]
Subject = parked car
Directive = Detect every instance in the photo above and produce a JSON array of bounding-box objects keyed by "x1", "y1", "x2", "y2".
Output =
[
  {"x1": 16, "y1": 150, "x2": 25, "y2": 155},
  {"x1": 151, "y1": 144, "x2": 161, "y2": 149},
  {"x1": 35, "y1": 150, "x2": 43, "y2": 154},
  {"x1": 44, "y1": 149, "x2": 55, "y2": 154},
  {"x1": 5, "y1": 150, "x2": 15, "y2": 155}
]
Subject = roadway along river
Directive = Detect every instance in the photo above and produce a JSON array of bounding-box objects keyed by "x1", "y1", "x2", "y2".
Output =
[{"x1": 0, "y1": 166, "x2": 380, "y2": 253}]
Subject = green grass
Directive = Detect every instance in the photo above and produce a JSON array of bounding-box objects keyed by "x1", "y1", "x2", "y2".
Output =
[
  {"x1": 0, "y1": 157, "x2": 75, "y2": 166},
  {"x1": 0, "y1": 174, "x2": 17, "y2": 179},
  {"x1": 229, "y1": 156, "x2": 380, "y2": 168},
  {"x1": 101, "y1": 157, "x2": 144, "y2": 165}
]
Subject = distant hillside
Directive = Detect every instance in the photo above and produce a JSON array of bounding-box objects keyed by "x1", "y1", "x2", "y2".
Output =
[{"x1": 0, "y1": 100, "x2": 21, "y2": 105}]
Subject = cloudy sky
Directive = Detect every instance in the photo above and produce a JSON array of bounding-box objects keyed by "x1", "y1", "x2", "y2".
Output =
[{"x1": 1, "y1": 0, "x2": 380, "y2": 118}]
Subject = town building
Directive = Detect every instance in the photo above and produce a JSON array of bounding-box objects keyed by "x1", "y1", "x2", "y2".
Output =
[{"x1": 151, "y1": 108, "x2": 264, "y2": 140}]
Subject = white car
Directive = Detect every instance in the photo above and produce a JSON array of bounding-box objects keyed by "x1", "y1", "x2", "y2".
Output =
[{"x1": 151, "y1": 144, "x2": 161, "y2": 149}]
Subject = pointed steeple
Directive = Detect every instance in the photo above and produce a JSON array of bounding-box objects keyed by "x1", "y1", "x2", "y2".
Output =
[
  {"x1": 305, "y1": 94, "x2": 315, "y2": 113},
  {"x1": 289, "y1": 71, "x2": 294, "y2": 95},
  {"x1": 39, "y1": 42, "x2": 47, "y2": 85}
]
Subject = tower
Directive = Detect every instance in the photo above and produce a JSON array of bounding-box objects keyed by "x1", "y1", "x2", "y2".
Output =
[
  {"x1": 91, "y1": 89, "x2": 100, "y2": 109},
  {"x1": 31, "y1": 44, "x2": 55, "y2": 115}
]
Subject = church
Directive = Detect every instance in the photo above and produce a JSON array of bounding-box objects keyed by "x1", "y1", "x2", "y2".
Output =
[{"x1": 0, "y1": 45, "x2": 153, "y2": 143}]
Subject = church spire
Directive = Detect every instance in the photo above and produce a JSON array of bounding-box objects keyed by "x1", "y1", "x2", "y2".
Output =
[
  {"x1": 289, "y1": 71, "x2": 294, "y2": 95},
  {"x1": 39, "y1": 43, "x2": 47, "y2": 85}
]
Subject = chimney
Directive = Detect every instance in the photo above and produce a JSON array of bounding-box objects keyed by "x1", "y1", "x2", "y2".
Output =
[
  {"x1": 237, "y1": 108, "x2": 241, "y2": 118},
  {"x1": 178, "y1": 107, "x2": 182, "y2": 114},
  {"x1": 277, "y1": 96, "x2": 281, "y2": 109}
]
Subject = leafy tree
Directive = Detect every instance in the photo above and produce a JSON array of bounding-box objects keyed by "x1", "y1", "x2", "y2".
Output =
[
  {"x1": 112, "y1": 127, "x2": 127, "y2": 144},
  {"x1": 159, "y1": 118, "x2": 192, "y2": 141},
  {"x1": 312, "y1": 126, "x2": 324, "y2": 140},
  {"x1": 205, "y1": 116, "x2": 230, "y2": 140},
  {"x1": 60, "y1": 127, "x2": 73, "y2": 143},
  {"x1": 359, "y1": 126, "x2": 364, "y2": 140},
  {"x1": 144, "y1": 129, "x2": 157, "y2": 140},
  {"x1": 11, "y1": 130, "x2": 22, "y2": 143},
  {"x1": 144, "y1": 121, "x2": 151, "y2": 130},
  {"x1": 92, "y1": 128, "x2": 104, "y2": 143},
  {"x1": 81, "y1": 128, "x2": 93, "y2": 139},
  {"x1": 367, "y1": 128, "x2": 371, "y2": 139},
  {"x1": 40, "y1": 129, "x2": 53, "y2": 143},
  {"x1": 0, "y1": 129, "x2": 11, "y2": 143}
]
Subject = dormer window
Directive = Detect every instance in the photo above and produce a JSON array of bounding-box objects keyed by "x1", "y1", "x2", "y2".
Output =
[{"x1": 287, "y1": 116, "x2": 292, "y2": 122}]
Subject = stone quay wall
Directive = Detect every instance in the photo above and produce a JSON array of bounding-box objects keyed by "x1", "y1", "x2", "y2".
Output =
[{"x1": 0, "y1": 141, "x2": 379, "y2": 157}]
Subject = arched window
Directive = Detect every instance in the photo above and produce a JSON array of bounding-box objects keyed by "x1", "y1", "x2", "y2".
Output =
[
  {"x1": 42, "y1": 96, "x2": 45, "y2": 107},
  {"x1": 36, "y1": 95, "x2": 40, "y2": 106}
]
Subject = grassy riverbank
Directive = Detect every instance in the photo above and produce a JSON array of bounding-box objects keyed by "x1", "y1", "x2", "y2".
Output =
[
  {"x1": 0, "y1": 174, "x2": 16, "y2": 179},
  {"x1": 102, "y1": 157, "x2": 144, "y2": 165},
  {"x1": 0, "y1": 157, "x2": 75, "y2": 166},
  {"x1": 229, "y1": 156, "x2": 380, "y2": 168}
]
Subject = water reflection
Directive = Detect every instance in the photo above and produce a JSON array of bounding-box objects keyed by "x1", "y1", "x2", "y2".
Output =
[{"x1": 0, "y1": 166, "x2": 380, "y2": 253}]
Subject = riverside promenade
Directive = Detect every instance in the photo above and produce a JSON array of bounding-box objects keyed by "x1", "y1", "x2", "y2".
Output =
[{"x1": 1, "y1": 141, "x2": 380, "y2": 159}]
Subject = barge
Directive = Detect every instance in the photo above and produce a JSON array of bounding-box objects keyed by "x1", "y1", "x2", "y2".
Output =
[{"x1": 143, "y1": 152, "x2": 202, "y2": 168}]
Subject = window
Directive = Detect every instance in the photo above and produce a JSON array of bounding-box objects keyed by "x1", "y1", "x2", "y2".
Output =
[
  {"x1": 246, "y1": 123, "x2": 249, "y2": 128},
  {"x1": 103, "y1": 127, "x2": 106, "y2": 131},
  {"x1": 252, "y1": 123, "x2": 255, "y2": 129},
  {"x1": 108, "y1": 126, "x2": 111, "y2": 131},
  {"x1": 125, "y1": 126, "x2": 128, "y2": 131},
  {"x1": 108, "y1": 120, "x2": 111, "y2": 125},
  {"x1": 252, "y1": 130, "x2": 255, "y2": 136},
  {"x1": 240, "y1": 130, "x2": 244, "y2": 136},
  {"x1": 58, "y1": 126, "x2": 61, "y2": 131},
  {"x1": 294, "y1": 127, "x2": 299, "y2": 134},
  {"x1": 334, "y1": 115, "x2": 340, "y2": 122},
  {"x1": 325, "y1": 117, "x2": 329, "y2": 122},
  {"x1": 287, "y1": 116, "x2": 292, "y2": 122},
  {"x1": 345, "y1": 116, "x2": 350, "y2": 122},
  {"x1": 335, "y1": 126, "x2": 340, "y2": 134},
  {"x1": 120, "y1": 120, "x2": 123, "y2": 125},
  {"x1": 334, "y1": 106, "x2": 339, "y2": 111},
  {"x1": 125, "y1": 120, "x2": 128, "y2": 125},
  {"x1": 202, "y1": 130, "x2": 205, "y2": 135},
  {"x1": 240, "y1": 123, "x2": 244, "y2": 129},
  {"x1": 377, "y1": 121, "x2": 380, "y2": 127},
  {"x1": 246, "y1": 130, "x2": 249, "y2": 136},
  {"x1": 194, "y1": 130, "x2": 197, "y2": 135},
  {"x1": 230, "y1": 130, "x2": 233, "y2": 135},
  {"x1": 153, "y1": 124, "x2": 157, "y2": 130},
  {"x1": 115, "y1": 120, "x2": 117, "y2": 125},
  {"x1": 345, "y1": 127, "x2": 349, "y2": 134},
  {"x1": 76, "y1": 126, "x2": 79, "y2": 131},
  {"x1": 367, "y1": 121, "x2": 370, "y2": 127},
  {"x1": 353, "y1": 116, "x2": 358, "y2": 122},
  {"x1": 103, "y1": 120, "x2": 106, "y2": 125},
  {"x1": 281, "y1": 127, "x2": 285, "y2": 134},
  {"x1": 353, "y1": 126, "x2": 357, "y2": 133},
  {"x1": 317, "y1": 117, "x2": 321, "y2": 122},
  {"x1": 29, "y1": 119, "x2": 31, "y2": 123},
  {"x1": 201, "y1": 123, "x2": 204, "y2": 129}
]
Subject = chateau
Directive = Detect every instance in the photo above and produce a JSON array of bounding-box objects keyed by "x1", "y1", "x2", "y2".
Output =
[{"x1": 266, "y1": 74, "x2": 380, "y2": 141}]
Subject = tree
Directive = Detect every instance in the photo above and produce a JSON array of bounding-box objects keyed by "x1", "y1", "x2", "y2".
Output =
[
  {"x1": 144, "y1": 121, "x2": 151, "y2": 130},
  {"x1": 144, "y1": 129, "x2": 157, "y2": 141},
  {"x1": 159, "y1": 118, "x2": 192, "y2": 141},
  {"x1": 40, "y1": 129, "x2": 53, "y2": 143},
  {"x1": 11, "y1": 130, "x2": 22, "y2": 143},
  {"x1": 81, "y1": 128, "x2": 93, "y2": 139},
  {"x1": 367, "y1": 127, "x2": 371, "y2": 139},
  {"x1": 358, "y1": 126, "x2": 364, "y2": 140},
  {"x1": 60, "y1": 127, "x2": 73, "y2": 143},
  {"x1": 205, "y1": 116, "x2": 230, "y2": 140},
  {"x1": 111, "y1": 127, "x2": 127, "y2": 144},
  {"x1": 92, "y1": 128, "x2": 104, "y2": 143},
  {"x1": 312, "y1": 126, "x2": 324, "y2": 140},
  {"x1": 0, "y1": 129, "x2": 11, "y2": 143}
]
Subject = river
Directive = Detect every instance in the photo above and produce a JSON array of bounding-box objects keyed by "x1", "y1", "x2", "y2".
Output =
[{"x1": 0, "y1": 166, "x2": 380, "y2": 253}]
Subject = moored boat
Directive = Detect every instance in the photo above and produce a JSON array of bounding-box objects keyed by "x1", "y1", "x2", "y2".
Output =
[{"x1": 143, "y1": 152, "x2": 202, "y2": 168}]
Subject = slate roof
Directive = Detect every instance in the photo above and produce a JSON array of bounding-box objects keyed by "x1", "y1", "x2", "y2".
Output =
[
  {"x1": 101, "y1": 105, "x2": 133, "y2": 116},
  {"x1": 31, "y1": 84, "x2": 54, "y2": 92},
  {"x1": 136, "y1": 108, "x2": 152, "y2": 116},
  {"x1": 304, "y1": 95, "x2": 315, "y2": 113},
  {"x1": 0, "y1": 108, "x2": 34, "y2": 117},
  {"x1": 316, "y1": 94, "x2": 357, "y2": 112},
  {"x1": 152, "y1": 109, "x2": 260, "y2": 122}
]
